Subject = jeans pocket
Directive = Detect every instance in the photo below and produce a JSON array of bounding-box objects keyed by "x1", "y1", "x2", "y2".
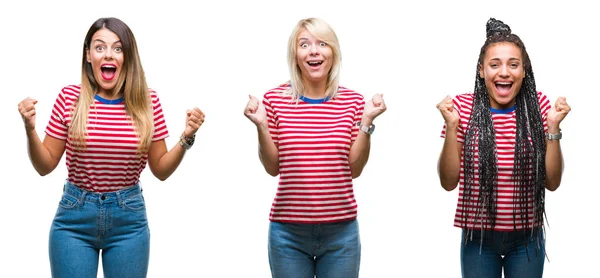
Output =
[
  {"x1": 58, "y1": 193, "x2": 79, "y2": 209},
  {"x1": 123, "y1": 194, "x2": 146, "y2": 211}
]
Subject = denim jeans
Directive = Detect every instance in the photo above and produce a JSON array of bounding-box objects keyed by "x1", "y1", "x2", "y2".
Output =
[
  {"x1": 460, "y1": 228, "x2": 545, "y2": 278},
  {"x1": 49, "y1": 181, "x2": 150, "y2": 278},
  {"x1": 268, "y1": 219, "x2": 361, "y2": 278}
]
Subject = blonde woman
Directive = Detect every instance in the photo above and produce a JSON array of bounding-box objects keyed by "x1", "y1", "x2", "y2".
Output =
[
  {"x1": 17, "y1": 17, "x2": 204, "y2": 278},
  {"x1": 244, "y1": 18, "x2": 386, "y2": 278}
]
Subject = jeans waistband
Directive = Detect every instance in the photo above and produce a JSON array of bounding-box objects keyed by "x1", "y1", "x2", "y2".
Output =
[{"x1": 63, "y1": 180, "x2": 142, "y2": 205}]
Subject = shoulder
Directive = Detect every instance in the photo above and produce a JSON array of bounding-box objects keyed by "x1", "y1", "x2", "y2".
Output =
[
  {"x1": 61, "y1": 84, "x2": 82, "y2": 97},
  {"x1": 263, "y1": 83, "x2": 291, "y2": 100},
  {"x1": 536, "y1": 91, "x2": 550, "y2": 103},
  {"x1": 453, "y1": 92, "x2": 475, "y2": 109},
  {"x1": 56, "y1": 84, "x2": 82, "y2": 106},
  {"x1": 148, "y1": 88, "x2": 160, "y2": 101},
  {"x1": 335, "y1": 86, "x2": 364, "y2": 102}
]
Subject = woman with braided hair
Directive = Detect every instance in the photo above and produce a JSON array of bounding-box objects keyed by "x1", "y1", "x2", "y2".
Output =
[{"x1": 436, "y1": 18, "x2": 570, "y2": 277}]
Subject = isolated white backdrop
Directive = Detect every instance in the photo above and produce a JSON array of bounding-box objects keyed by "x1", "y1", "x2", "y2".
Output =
[{"x1": 1, "y1": 0, "x2": 597, "y2": 277}]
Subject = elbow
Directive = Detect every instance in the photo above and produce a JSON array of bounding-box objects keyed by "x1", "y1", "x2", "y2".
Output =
[
  {"x1": 152, "y1": 170, "x2": 170, "y2": 181},
  {"x1": 351, "y1": 169, "x2": 362, "y2": 179},
  {"x1": 439, "y1": 176, "x2": 459, "y2": 191},
  {"x1": 37, "y1": 170, "x2": 51, "y2": 177},
  {"x1": 35, "y1": 165, "x2": 53, "y2": 177},
  {"x1": 546, "y1": 182, "x2": 560, "y2": 192},
  {"x1": 441, "y1": 182, "x2": 458, "y2": 191},
  {"x1": 266, "y1": 168, "x2": 279, "y2": 177}
]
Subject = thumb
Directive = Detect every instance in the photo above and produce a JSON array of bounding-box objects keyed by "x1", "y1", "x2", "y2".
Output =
[{"x1": 32, "y1": 99, "x2": 38, "y2": 105}]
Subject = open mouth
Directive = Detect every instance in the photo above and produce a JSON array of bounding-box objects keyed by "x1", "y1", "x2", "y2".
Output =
[
  {"x1": 494, "y1": 81, "x2": 513, "y2": 96},
  {"x1": 101, "y1": 64, "x2": 117, "y2": 80},
  {"x1": 307, "y1": 61, "x2": 323, "y2": 67}
]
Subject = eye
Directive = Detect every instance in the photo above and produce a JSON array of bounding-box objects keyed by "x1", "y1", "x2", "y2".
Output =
[
  {"x1": 95, "y1": 46, "x2": 104, "y2": 51},
  {"x1": 300, "y1": 43, "x2": 308, "y2": 48},
  {"x1": 319, "y1": 42, "x2": 327, "y2": 47},
  {"x1": 490, "y1": 63, "x2": 498, "y2": 68},
  {"x1": 510, "y1": 63, "x2": 519, "y2": 68},
  {"x1": 114, "y1": 47, "x2": 123, "y2": 53}
]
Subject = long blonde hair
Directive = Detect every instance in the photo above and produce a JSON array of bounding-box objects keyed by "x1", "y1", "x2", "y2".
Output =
[
  {"x1": 287, "y1": 18, "x2": 342, "y2": 101},
  {"x1": 70, "y1": 17, "x2": 153, "y2": 153}
]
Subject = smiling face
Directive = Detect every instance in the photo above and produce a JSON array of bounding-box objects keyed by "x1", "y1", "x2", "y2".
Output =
[
  {"x1": 479, "y1": 42, "x2": 525, "y2": 109},
  {"x1": 296, "y1": 28, "x2": 333, "y2": 86},
  {"x1": 86, "y1": 28, "x2": 124, "y2": 97}
]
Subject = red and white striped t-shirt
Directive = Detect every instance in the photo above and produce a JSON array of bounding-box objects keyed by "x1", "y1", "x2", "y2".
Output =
[
  {"x1": 45, "y1": 85, "x2": 169, "y2": 192},
  {"x1": 264, "y1": 84, "x2": 365, "y2": 224},
  {"x1": 441, "y1": 92, "x2": 551, "y2": 231}
]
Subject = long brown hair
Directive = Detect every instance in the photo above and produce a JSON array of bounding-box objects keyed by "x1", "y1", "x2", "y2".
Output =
[{"x1": 70, "y1": 17, "x2": 153, "y2": 153}]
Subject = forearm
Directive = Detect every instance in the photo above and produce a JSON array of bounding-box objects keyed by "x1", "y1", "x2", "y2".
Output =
[
  {"x1": 545, "y1": 128, "x2": 563, "y2": 191},
  {"x1": 151, "y1": 141, "x2": 187, "y2": 181},
  {"x1": 438, "y1": 128, "x2": 461, "y2": 191},
  {"x1": 27, "y1": 130, "x2": 59, "y2": 176},
  {"x1": 257, "y1": 124, "x2": 279, "y2": 176},
  {"x1": 348, "y1": 118, "x2": 372, "y2": 179}
]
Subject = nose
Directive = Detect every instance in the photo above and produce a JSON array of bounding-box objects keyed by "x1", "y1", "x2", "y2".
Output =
[
  {"x1": 499, "y1": 65, "x2": 509, "y2": 77},
  {"x1": 103, "y1": 49, "x2": 114, "y2": 60},
  {"x1": 309, "y1": 44, "x2": 320, "y2": 56}
]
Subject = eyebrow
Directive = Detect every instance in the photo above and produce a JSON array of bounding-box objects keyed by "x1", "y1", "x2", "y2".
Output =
[
  {"x1": 489, "y1": 57, "x2": 521, "y2": 61},
  {"x1": 91, "y1": 39, "x2": 122, "y2": 44}
]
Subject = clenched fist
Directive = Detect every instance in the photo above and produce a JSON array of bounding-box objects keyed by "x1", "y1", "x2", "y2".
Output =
[
  {"x1": 184, "y1": 107, "x2": 205, "y2": 138},
  {"x1": 18, "y1": 97, "x2": 38, "y2": 131},
  {"x1": 436, "y1": 96, "x2": 459, "y2": 128},
  {"x1": 244, "y1": 95, "x2": 267, "y2": 128},
  {"x1": 363, "y1": 94, "x2": 387, "y2": 121}
]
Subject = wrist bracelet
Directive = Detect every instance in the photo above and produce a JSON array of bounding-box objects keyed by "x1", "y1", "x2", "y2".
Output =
[
  {"x1": 179, "y1": 133, "x2": 196, "y2": 150},
  {"x1": 546, "y1": 131, "x2": 562, "y2": 141}
]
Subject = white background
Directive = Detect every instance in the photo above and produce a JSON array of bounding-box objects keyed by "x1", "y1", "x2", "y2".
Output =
[{"x1": 1, "y1": 0, "x2": 597, "y2": 277}]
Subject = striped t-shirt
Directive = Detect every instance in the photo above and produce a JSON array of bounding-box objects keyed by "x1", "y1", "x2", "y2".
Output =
[
  {"x1": 441, "y1": 92, "x2": 551, "y2": 231},
  {"x1": 264, "y1": 84, "x2": 365, "y2": 224},
  {"x1": 45, "y1": 85, "x2": 169, "y2": 192}
]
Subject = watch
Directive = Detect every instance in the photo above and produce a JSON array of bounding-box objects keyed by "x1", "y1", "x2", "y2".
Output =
[
  {"x1": 546, "y1": 132, "x2": 562, "y2": 141},
  {"x1": 356, "y1": 122, "x2": 375, "y2": 135},
  {"x1": 179, "y1": 133, "x2": 196, "y2": 150}
]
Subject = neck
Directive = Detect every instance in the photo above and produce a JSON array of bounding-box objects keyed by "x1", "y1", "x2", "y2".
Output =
[
  {"x1": 302, "y1": 78, "x2": 328, "y2": 99},
  {"x1": 97, "y1": 89, "x2": 123, "y2": 100}
]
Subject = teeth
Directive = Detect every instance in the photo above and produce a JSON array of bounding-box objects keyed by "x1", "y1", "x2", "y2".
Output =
[
  {"x1": 102, "y1": 65, "x2": 116, "y2": 69},
  {"x1": 308, "y1": 61, "x2": 322, "y2": 65},
  {"x1": 496, "y1": 82, "x2": 511, "y2": 85}
]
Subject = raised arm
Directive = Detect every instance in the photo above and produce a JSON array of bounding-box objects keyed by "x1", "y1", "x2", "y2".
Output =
[
  {"x1": 148, "y1": 108, "x2": 204, "y2": 181},
  {"x1": 437, "y1": 96, "x2": 462, "y2": 191},
  {"x1": 18, "y1": 97, "x2": 66, "y2": 176},
  {"x1": 348, "y1": 94, "x2": 386, "y2": 179},
  {"x1": 544, "y1": 97, "x2": 571, "y2": 191},
  {"x1": 244, "y1": 95, "x2": 279, "y2": 176}
]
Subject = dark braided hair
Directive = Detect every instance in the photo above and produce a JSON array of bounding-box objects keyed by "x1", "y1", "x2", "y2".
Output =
[{"x1": 462, "y1": 18, "x2": 547, "y2": 253}]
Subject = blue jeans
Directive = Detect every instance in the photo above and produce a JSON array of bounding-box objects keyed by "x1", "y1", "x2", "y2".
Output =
[
  {"x1": 49, "y1": 181, "x2": 150, "y2": 278},
  {"x1": 268, "y1": 219, "x2": 361, "y2": 278},
  {"x1": 460, "y1": 228, "x2": 545, "y2": 278}
]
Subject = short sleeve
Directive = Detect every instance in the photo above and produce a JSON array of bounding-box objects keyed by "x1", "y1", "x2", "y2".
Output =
[
  {"x1": 45, "y1": 88, "x2": 69, "y2": 140},
  {"x1": 538, "y1": 92, "x2": 551, "y2": 134},
  {"x1": 351, "y1": 96, "x2": 365, "y2": 142},
  {"x1": 263, "y1": 94, "x2": 279, "y2": 145},
  {"x1": 150, "y1": 90, "x2": 169, "y2": 141}
]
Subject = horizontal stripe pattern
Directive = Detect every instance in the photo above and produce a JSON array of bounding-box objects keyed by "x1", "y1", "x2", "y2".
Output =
[
  {"x1": 441, "y1": 91, "x2": 550, "y2": 231},
  {"x1": 264, "y1": 84, "x2": 364, "y2": 224},
  {"x1": 45, "y1": 85, "x2": 169, "y2": 192}
]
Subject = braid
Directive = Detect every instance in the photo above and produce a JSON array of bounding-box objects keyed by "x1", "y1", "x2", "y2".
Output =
[
  {"x1": 462, "y1": 18, "x2": 547, "y2": 252},
  {"x1": 463, "y1": 73, "x2": 498, "y2": 231}
]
